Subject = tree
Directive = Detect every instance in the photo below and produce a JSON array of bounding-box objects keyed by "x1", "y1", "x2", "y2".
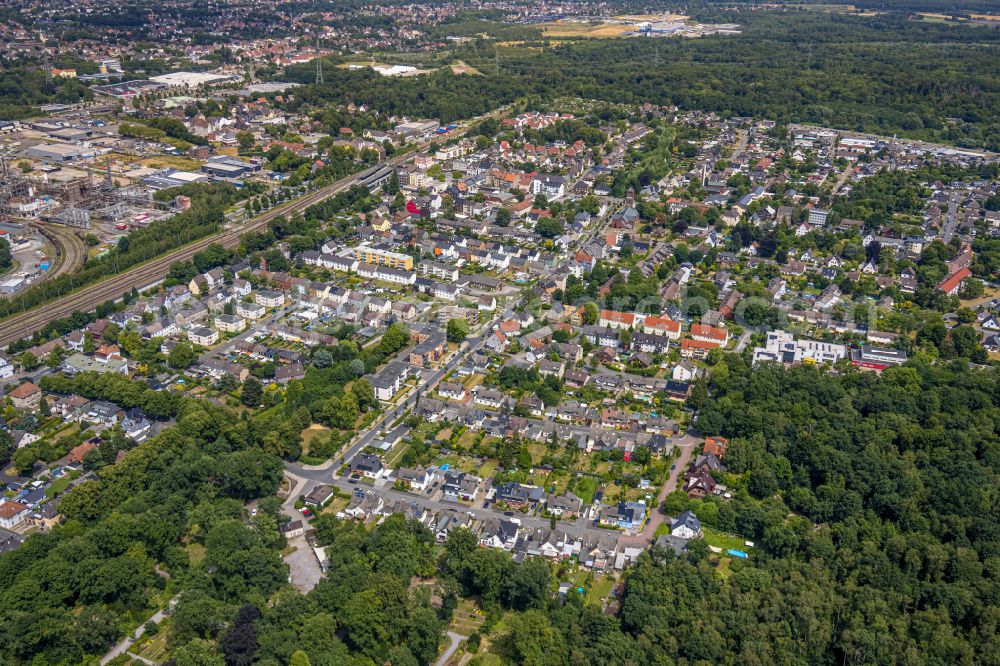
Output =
[
  {"x1": 0, "y1": 237, "x2": 12, "y2": 272},
  {"x1": 378, "y1": 322, "x2": 409, "y2": 356},
  {"x1": 536, "y1": 217, "x2": 564, "y2": 239},
  {"x1": 220, "y1": 605, "x2": 260, "y2": 666},
  {"x1": 289, "y1": 651, "x2": 311, "y2": 666},
  {"x1": 16, "y1": 351, "x2": 39, "y2": 371},
  {"x1": 0, "y1": 429, "x2": 13, "y2": 464},
  {"x1": 446, "y1": 317, "x2": 469, "y2": 343},
  {"x1": 83, "y1": 331, "x2": 97, "y2": 354},
  {"x1": 174, "y1": 639, "x2": 225, "y2": 666},
  {"x1": 496, "y1": 208, "x2": 512, "y2": 226},
  {"x1": 502, "y1": 557, "x2": 551, "y2": 610},
  {"x1": 581, "y1": 302, "x2": 599, "y2": 325},
  {"x1": 324, "y1": 392, "x2": 359, "y2": 429},
  {"x1": 241, "y1": 377, "x2": 263, "y2": 407},
  {"x1": 351, "y1": 379, "x2": 376, "y2": 412},
  {"x1": 385, "y1": 170, "x2": 400, "y2": 195},
  {"x1": 406, "y1": 606, "x2": 443, "y2": 666},
  {"x1": 236, "y1": 131, "x2": 255, "y2": 152},
  {"x1": 312, "y1": 349, "x2": 333, "y2": 368},
  {"x1": 45, "y1": 349, "x2": 63, "y2": 369},
  {"x1": 11, "y1": 447, "x2": 35, "y2": 475},
  {"x1": 169, "y1": 342, "x2": 197, "y2": 369}
]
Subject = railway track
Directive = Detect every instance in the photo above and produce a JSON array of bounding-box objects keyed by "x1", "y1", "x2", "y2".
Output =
[
  {"x1": 0, "y1": 173, "x2": 357, "y2": 346},
  {"x1": 36, "y1": 224, "x2": 87, "y2": 282},
  {"x1": 0, "y1": 117, "x2": 487, "y2": 348}
]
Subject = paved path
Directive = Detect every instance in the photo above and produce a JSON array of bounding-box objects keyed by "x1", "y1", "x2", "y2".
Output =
[
  {"x1": 734, "y1": 330, "x2": 752, "y2": 353},
  {"x1": 100, "y1": 597, "x2": 178, "y2": 665},
  {"x1": 435, "y1": 631, "x2": 468, "y2": 666},
  {"x1": 832, "y1": 162, "x2": 853, "y2": 192},
  {"x1": 619, "y1": 430, "x2": 702, "y2": 547}
]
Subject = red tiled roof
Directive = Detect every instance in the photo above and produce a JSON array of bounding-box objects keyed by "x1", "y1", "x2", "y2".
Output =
[
  {"x1": 9, "y1": 382, "x2": 40, "y2": 400},
  {"x1": 0, "y1": 501, "x2": 28, "y2": 520},
  {"x1": 937, "y1": 267, "x2": 971, "y2": 294}
]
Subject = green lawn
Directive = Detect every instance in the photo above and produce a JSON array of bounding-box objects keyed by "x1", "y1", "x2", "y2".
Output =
[
  {"x1": 703, "y1": 527, "x2": 749, "y2": 552},
  {"x1": 573, "y1": 476, "x2": 597, "y2": 504},
  {"x1": 586, "y1": 574, "x2": 616, "y2": 605},
  {"x1": 185, "y1": 543, "x2": 207, "y2": 566},
  {"x1": 45, "y1": 476, "x2": 71, "y2": 499},
  {"x1": 477, "y1": 459, "x2": 498, "y2": 478},
  {"x1": 526, "y1": 441, "x2": 548, "y2": 465},
  {"x1": 715, "y1": 556, "x2": 734, "y2": 580}
]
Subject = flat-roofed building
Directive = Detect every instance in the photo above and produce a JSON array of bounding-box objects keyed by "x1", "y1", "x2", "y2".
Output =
[{"x1": 355, "y1": 247, "x2": 413, "y2": 270}]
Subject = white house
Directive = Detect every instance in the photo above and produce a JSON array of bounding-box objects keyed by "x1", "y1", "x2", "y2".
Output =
[
  {"x1": 671, "y1": 510, "x2": 702, "y2": 540},
  {"x1": 255, "y1": 290, "x2": 285, "y2": 308},
  {"x1": 237, "y1": 301, "x2": 267, "y2": 320},
  {"x1": 188, "y1": 326, "x2": 219, "y2": 346}
]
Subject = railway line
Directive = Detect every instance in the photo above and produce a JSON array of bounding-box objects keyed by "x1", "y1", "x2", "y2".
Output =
[
  {"x1": 0, "y1": 115, "x2": 492, "y2": 349},
  {"x1": 36, "y1": 224, "x2": 87, "y2": 282}
]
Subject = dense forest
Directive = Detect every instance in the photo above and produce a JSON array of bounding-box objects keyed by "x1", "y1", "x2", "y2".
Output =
[
  {"x1": 2, "y1": 352, "x2": 997, "y2": 664},
  {"x1": 284, "y1": 11, "x2": 1000, "y2": 150}
]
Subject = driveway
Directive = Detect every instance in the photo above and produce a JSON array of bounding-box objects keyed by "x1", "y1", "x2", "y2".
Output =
[
  {"x1": 619, "y1": 430, "x2": 702, "y2": 547},
  {"x1": 281, "y1": 472, "x2": 323, "y2": 593},
  {"x1": 435, "y1": 631, "x2": 467, "y2": 666}
]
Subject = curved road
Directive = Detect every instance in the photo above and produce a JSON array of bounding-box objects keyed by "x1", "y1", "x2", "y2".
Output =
[
  {"x1": 0, "y1": 111, "x2": 502, "y2": 348},
  {"x1": 435, "y1": 632, "x2": 467, "y2": 666}
]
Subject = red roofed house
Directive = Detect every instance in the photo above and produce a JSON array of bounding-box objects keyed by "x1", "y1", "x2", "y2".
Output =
[
  {"x1": 703, "y1": 436, "x2": 729, "y2": 459},
  {"x1": 95, "y1": 344, "x2": 123, "y2": 364},
  {"x1": 642, "y1": 316, "x2": 682, "y2": 340},
  {"x1": 67, "y1": 442, "x2": 98, "y2": 465},
  {"x1": 9, "y1": 382, "x2": 42, "y2": 410},
  {"x1": 498, "y1": 319, "x2": 521, "y2": 335},
  {"x1": 680, "y1": 338, "x2": 719, "y2": 360},
  {"x1": 937, "y1": 267, "x2": 972, "y2": 296},
  {"x1": 599, "y1": 310, "x2": 635, "y2": 330},
  {"x1": 0, "y1": 501, "x2": 30, "y2": 529},
  {"x1": 690, "y1": 324, "x2": 730, "y2": 346}
]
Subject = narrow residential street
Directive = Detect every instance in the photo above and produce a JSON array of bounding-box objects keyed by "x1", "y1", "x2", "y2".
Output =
[{"x1": 618, "y1": 429, "x2": 702, "y2": 547}]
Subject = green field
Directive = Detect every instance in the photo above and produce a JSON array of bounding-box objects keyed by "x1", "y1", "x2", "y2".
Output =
[{"x1": 703, "y1": 527, "x2": 749, "y2": 553}]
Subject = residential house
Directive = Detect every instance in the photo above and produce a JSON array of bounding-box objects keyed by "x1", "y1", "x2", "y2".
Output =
[
  {"x1": 396, "y1": 467, "x2": 433, "y2": 491},
  {"x1": 304, "y1": 484, "x2": 335, "y2": 507},
  {"x1": 370, "y1": 360, "x2": 412, "y2": 401},
  {"x1": 442, "y1": 470, "x2": 481, "y2": 502},
  {"x1": 671, "y1": 510, "x2": 702, "y2": 540},
  {"x1": 0, "y1": 502, "x2": 30, "y2": 530},
  {"x1": 9, "y1": 382, "x2": 42, "y2": 410},
  {"x1": 352, "y1": 453, "x2": 385, "y2": 480},
  {"x1": 479, "y1": 518, "x2": 520, "y2": 550}
]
